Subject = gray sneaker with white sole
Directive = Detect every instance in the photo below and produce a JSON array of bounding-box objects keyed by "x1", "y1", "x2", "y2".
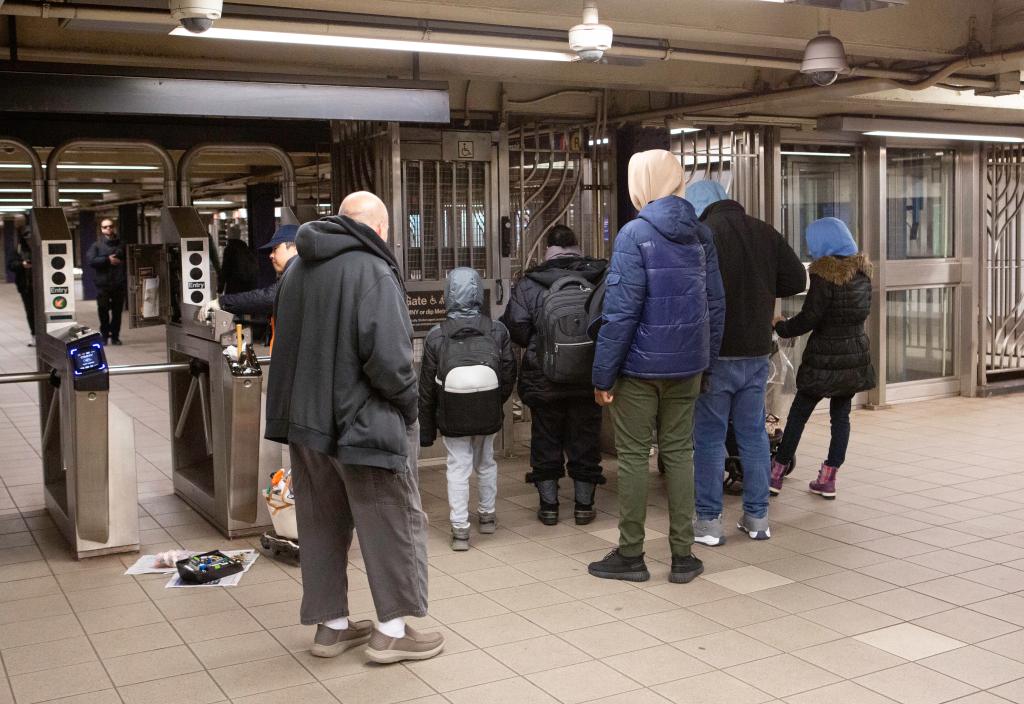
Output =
[
  {"x1": 737, "y1": 513, "x2": 771, "y2": 540},
  {"x1": 693, "y1": 517, "x2": 727, "y2": 546}
]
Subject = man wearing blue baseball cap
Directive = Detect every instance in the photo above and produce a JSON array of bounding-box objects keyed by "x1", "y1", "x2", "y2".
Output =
[{"x1": 201, "y1": 224, "x2": 298, "y2": 320}]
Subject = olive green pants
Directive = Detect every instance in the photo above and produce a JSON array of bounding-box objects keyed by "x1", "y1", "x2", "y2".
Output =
[{"x1": 611, "y1": 375, "x2": 701, "y2": 558}]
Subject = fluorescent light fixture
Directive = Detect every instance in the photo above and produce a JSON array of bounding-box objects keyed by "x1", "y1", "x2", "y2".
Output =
[
  {"x1": 0, "y1": 188, "x2": 31, "y2": 193},
  {"x1": 193, "y1": 199, "x2": 237, "y2": 206},
  {"x1": 820, "y1": 116, "x2": 1024, "y2": 144},
  {"x1": 0, "y1": 198, "x2": 32, "y2": 203},
  {"x1": 864, "y1": 130, "x2": 1024, "y2": 143},
  {"x1": 170, "y1": 27, "x2": 575, "y2": 62},
  {"x1": 781, "y1": 150, "x2": 852, "y2": 157},
  {"x1": 59, "y1": 198, "x2": 79, "y2": 203},
  {"x1": 683, "y1": 155, "x2": 733, "y2": 166},
  {"x1": 588, "y1": 138, "x2": 609, "y2": 146},
  {"x1": 0, "y1": 163, "x2": 159, "y2": 171},
  {"x1": 59, "y1": 188, "x2": 112, "y2": 194},
  {"x1": 0, "y1": 205, "x2": 29, "y2": 212},
  {"x1": 671, "y1": 127, "x2": 703, "y2": 134}
]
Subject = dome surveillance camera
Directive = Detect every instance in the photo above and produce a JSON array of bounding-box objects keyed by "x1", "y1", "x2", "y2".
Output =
[
  {"x1": 569, "y1": 1, "x2": 613, "y2": 63},
  {"x1": 169, "y1": 0, "x2": 222, "y2": 33},
  {"x1": 801, "y1": 31, "x2": 849, "y2": 87}
]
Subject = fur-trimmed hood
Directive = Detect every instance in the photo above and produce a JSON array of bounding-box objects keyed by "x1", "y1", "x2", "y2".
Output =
[{"x1": 809, "y1": 254, "x2": 872, "y2": 285}]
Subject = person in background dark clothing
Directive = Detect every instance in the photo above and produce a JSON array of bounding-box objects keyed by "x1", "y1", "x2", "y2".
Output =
[
  {"x1": 772, "y1": 217, "x2": 876, "y2": 501},
  {"x1": 87, "y1": 218, "x2": 127, "y2": 345},
  {"x1": 500, "y1": 225, "x2": 607, "y2": 526},
  {"x1": 688, "y1": 180, "x2": 807, "y2": 546},
  {"x1": 219, "y1": 226, "x2": 259, "y2": 296},
  {"x1": 8, "y1": 229, "x2": 35, "y2": 344}
]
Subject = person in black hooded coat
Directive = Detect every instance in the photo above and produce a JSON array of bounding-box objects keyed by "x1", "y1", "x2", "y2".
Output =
[
  {"x1": 770, "y1": 217, "x2": 876, "y2": 501},
  {"x1": 499, "y1": 225, "x2": 607, "y2": 526}
]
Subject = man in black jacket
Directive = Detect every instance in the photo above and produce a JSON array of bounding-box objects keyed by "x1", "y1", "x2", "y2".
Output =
[
  {"x1": 265, "y1": 191, "x2": 443, "y2": 665},
  {"x1": 500, "y1": 225, "x2": 607, "y2": 526},
  {"x1": 687, "y1": 181, "x2": 807, "y2": 545},
  {"x1": 200, "y1": 224, "x2": 298, "y2": 320},
  {"x1": 86, "y1": 219, "x2": 127, "y2": 345}
]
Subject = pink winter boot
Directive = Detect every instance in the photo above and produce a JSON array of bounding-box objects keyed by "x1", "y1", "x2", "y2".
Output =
[
  {"x1": 809, "y1": 463, "x2": 838, "y2": 500},
  {"x1": 769, "y1": 459, "x2": 789, "y2": 496}
]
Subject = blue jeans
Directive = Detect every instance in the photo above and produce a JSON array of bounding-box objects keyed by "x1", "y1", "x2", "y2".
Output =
[{"x1": 694, "y1": 357, "x2": 771, "y2": 520}]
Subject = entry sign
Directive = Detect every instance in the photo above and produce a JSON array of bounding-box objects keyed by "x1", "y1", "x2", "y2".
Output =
[{"x1": 407, "y1": 289, "x2": 491, "y2": 334}]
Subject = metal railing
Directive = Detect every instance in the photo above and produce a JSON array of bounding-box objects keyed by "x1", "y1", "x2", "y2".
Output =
[{"x1": 0, "y1": 356, "x2": 271, "y2": 385}]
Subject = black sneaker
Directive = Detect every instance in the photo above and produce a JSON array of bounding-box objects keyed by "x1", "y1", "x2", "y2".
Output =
[
  {"x1": 537, "y1": 502, "x2": 559, "y2": 526},
  {"x1": 111, "y1": 339, "x2": 123, "y2": 346},
  {"x1": 588, "y1": 548, "x2": 650, "y2": 582},
  {"x1": 574, "y1": 503, "x2": 596, "y2": 526},
  {"x1": 669, "y1": 554, "x2": 704, "y2": 584}
]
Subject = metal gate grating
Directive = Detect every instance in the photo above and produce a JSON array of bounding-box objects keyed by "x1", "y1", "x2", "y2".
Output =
[{"x1": 983, "y1": 144, "x2": 1024, "y2": 379}]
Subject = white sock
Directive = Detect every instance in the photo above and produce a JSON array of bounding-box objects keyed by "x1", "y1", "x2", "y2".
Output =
[
  {"x1": 377, "y1": 617, "x2": 406, "y2": 638},
  {"x1": 323, "y1": 616, "x2": 349, "y2": 631}
]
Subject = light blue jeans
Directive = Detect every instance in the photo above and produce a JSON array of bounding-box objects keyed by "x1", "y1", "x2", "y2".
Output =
[{"x1": 694, "y1": 357, "x2": 771, "y2": 520}]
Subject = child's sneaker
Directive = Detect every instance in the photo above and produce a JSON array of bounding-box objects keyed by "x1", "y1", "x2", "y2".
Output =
[
  {"x1": 450, "y1": 525, "x2": 470, "y2": 551},
  {"x1": 769, "y1": 459, "x2": 790, "y2": 496},
  {"x1": 478, "y1": 511, "x2": 497, "y2": 534}
]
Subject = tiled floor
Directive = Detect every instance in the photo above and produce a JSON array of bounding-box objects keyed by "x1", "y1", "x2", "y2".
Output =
[{"x1": 1, "y1": 281, "x2": 1024, "y2": 704}]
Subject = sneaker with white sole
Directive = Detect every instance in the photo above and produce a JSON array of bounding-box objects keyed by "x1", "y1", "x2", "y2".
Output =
[
  {"x1": 310, "y1": 620, "x2": 373, "y2": 658},
  {"x1": 478, "y1": 511, "x2": 497, "y2": 534},
  {"x1": 693, "y1": 516, "x2": 727, "y2": 546},
  {"x1": 365, "y1": 625, "x2": 445, "y2": 664},
  {"x1": 737, "y1": 513, "x2": 771, "y2": 540}
]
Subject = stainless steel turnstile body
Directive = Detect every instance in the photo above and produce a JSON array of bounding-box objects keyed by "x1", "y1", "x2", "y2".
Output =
[
  {"x1": 32, "y1": 208, "x2": 139, "y2": 558},
  {"x1": 157, "y1": 206, "x2": 271, "y2": 537}
]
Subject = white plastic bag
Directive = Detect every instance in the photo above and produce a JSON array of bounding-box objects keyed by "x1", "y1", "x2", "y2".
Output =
[{"x1": 263, "y1": 468, "x2": 298, "y2": 540}]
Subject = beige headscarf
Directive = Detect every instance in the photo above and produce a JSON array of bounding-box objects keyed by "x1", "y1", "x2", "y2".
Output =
[{"x1": 627, "y1": 149, "x2": 686, "y2": 211}]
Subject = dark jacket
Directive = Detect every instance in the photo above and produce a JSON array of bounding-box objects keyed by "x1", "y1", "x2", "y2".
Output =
[
  {"x1": 219, "y1": 256, "x2": 296, "y2": 317},
  {"x1": 775, "y1": 254, "x2": 876, "y2": 398},
  {"x1": 86, "y1": 236, "x2": 126, "y2": 291},
  {"x1": 7, "y1": 235, "x2": 32, "y2": 294},
  {"x1": 264, "y1": 216, "x2": 417, "y2": 472},
  {"x1": 419, "y1": 268, "x2": 516, "y2": 445},
  {"x1": 219, "y1": 239, "x2": 259, "y2": 295},
  {"x1": 499, "y1": 254, "x2": 607, "y2": 406},
  {"x1": 592, "y1": 196, "x2": 726, "y2": 391},
  {"x1": 701, "y1": 200, "x2": 806, "y2": 357}
]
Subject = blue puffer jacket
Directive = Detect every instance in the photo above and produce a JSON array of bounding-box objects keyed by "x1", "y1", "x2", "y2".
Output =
[{"x1": 592, "y1": 196, "x2": 725, "y2": 390}]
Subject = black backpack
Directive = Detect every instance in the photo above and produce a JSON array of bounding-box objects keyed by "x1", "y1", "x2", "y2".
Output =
[
  {"x1": 538, "y1": 276, "x2": 598, "y2": 385},
  {"x1": 436, "y1": 316, "x2": 503, "y2": 437}
]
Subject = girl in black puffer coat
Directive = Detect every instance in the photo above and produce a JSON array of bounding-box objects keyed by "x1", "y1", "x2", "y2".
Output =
[{"x1": 769, "y1": 218, "x2": 876, "y2": 500}]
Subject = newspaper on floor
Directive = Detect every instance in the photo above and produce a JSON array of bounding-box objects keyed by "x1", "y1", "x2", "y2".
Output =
[{"x1": 164, "y1": 549, "x2": 260, "y2": 588}]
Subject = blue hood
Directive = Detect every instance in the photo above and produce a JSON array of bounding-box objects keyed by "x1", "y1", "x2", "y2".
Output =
[
  {"x1": 687, "y1": 180, "x2": 728, "y2": 218},
  {"x1": 638, "y1": 196, "x2": 702, "y2": 245},
  {"x1": 807, "y1": 217, "x2": 858, "y2": 260},
  {"x1": 445, "y1": 267, "x2": 484, "y2": 319}
]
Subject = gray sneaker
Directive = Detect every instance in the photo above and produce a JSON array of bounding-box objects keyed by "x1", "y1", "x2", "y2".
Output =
[
  {"x1": 693, "y1": 516, "x2": 727, "y2": 546},
  {"x1": 366, "y1": 625, "x2": 445, "y2": 664},
  {"x1": 451, "y1": 525, "x2": 470, "y2": 551},
  {"x1": 737, "y1": 513, "x2": 771, "y2": 540},
  {"x1": 310, "y1": 620, "x2": 373, "y2": 658},
  {"x1": 478, "y1": 511, "x2": 497, "y2": 534}
]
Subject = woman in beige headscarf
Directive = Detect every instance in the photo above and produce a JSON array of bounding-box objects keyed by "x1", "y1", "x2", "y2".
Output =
[{"x1": 588, "y1": 149, "x2": 726, "y2": 586}]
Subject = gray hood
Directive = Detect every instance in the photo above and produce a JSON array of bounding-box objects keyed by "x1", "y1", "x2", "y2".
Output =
[{"x1": 445, "y1": 267, "x2": 484, "y2": 319}]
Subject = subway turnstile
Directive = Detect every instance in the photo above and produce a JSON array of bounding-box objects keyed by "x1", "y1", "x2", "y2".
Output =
[
  {"x1": 32, "y1": 208, "x2": 139, "y2": 558},
  {"x1": 158, "y1": 206, "x2": 271, "y2": 537}
]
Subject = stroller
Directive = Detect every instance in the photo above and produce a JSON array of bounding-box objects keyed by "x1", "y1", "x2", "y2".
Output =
[
  {"x1": 657, "y1": 335, "x2": 797, "y2": 492},
  {"x1": 260, "y1": 469, "x2": 300, "y2": 562}
]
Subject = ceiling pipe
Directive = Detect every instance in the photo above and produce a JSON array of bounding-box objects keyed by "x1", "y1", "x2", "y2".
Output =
[
  {"x1": 0, "y1": 1, "x2": 1013, "y2": 92},
  {"x1": 45, "y1": 139, "x2": 176, "y2": 207},
  {"x1": 0, "y1": 137, "x2": 44, "y2": 204}
]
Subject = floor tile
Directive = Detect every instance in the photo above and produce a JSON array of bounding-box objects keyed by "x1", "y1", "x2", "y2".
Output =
[
  {"x1": 210, "y1": 654, "x2": 314, "y2": 699},
  {"x1": 703, "y1": 566, "x2": 794, "y2": 595},
  {"x1": 793, "y1": 637, "x2": 907, "y2": 678},
  {"x1": 726, "y1": 653, "x2": 842, "y2": 698},
  {"x1": 449, "y1": 612, "x2": 547, "y2": 648},
  {"x1": 991, "y1": 678, "x2": 1024, "y2": 703},
  {"x1": 0, "y1": 612, "x2": 85, "y2": 649},
  {"x1": 856, "y1": 588, "x2": 957, "y2": 620},
  {"x1": 690, "y1": 595, "x2": 788, "y2": 629},
  {"x1": 627, "y1": 607, "x2": 726, "y2": 642},
  {"x1": 801, "y1": 601, "x2": 901, "y2": 636},
  {"x1": 522, "y1": 600, "x2": 615, "y2": 633},
  {"x1": 604, "y1": 644, "x2": 712, "y2": 686},
  {"x1": 971, "y1": 594, "x2": 1024, "y2": 627},
  {"x1": 909, "y1": 576, "x2": 1005, "y2": 606},
  {"x1": 912, "y1": 608, "x2": 1020, "y2": 644},
  {"x1": 739, "y1": 614, "x2": 843, "y2": 652},
  {"x1": 749, "y1": 581, "x2": 843, "y2": 614},
  {"x1": 8, "y1": 662, "x2": 113, "y2": 704},
  {"x1": 676, "y1": 629, "x2": 782, "y2": 668},
  {"x1": 117, "y1": 671, "x2": 226, "y2": 704},
  {"x1": 406, "y1": 649, "x2": 515, "y2": 693},
  {"x1": 527, "y1": 660, "x2": 641, "y2": 704},
  {"x1": 961, "y1": 565, "x2": 1024, "y2": 593},
  {"x1": 103, "y1": 644, "x2": 205, "y2": 686},
  {"x1": 560, "y1": 621, "x2": 660, "y2": 658},
  {"x1": 855, "y1": 662, "x2": 977, "y2": 704},
  {"x1": 782, "y1": 680, "x2": 901, "y2": 704},
  {"x1": 918, "y1": 645, "x2": 1024, "y2": 689},
  {"x1": 805, "y1": 570, "x2": 895, "y2": 599},
  {"x1": 653, "y1": 669, "x2": 773, "y2": 704},
  {"x1": 172, "y1": 608, "x2": 264, "y2": 643},
  {"x1": 856, "y1": 623, "x2": 966, "y2": 660},
  {"x1": 485, "y1": 635, "x2": 591, "y2": 675},
  {"x1": 190, "y1": 630, "x2": 287, "y2": 669},
  {"x1": 231, "y1": 682, "x2": 340, "y2": 704},
  {"x1": 1, "y1": 635, "x2": 97, "y2": 675},
  {"x1": 977, "y1": 630, "x2": 1024, "y2": 663}
]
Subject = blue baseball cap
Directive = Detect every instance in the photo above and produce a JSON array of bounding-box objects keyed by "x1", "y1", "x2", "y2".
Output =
[{"x1": 258, "y1": 224, "x2": 299, "y2": 251}]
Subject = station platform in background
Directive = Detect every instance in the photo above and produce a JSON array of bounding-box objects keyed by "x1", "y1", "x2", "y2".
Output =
[{"x1": 1, "y1": 281, "x2": 1024, "y2": 704}]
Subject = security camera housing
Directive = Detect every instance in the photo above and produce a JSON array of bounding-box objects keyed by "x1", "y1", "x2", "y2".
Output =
[
  {"x1": 169, "y1": 0, "x2": 222, "y2": 34},
  {"x1": 801, "y1": 31, "x2": 850, "y2": 87}
]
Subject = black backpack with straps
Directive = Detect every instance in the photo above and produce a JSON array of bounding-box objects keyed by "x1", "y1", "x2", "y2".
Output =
[
  {"x1": 436, "y1": 315, "x2": 503, "y2": 437},
  {"x1": 538, "y1": 275, "x2": 598, "y2": 385}
]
